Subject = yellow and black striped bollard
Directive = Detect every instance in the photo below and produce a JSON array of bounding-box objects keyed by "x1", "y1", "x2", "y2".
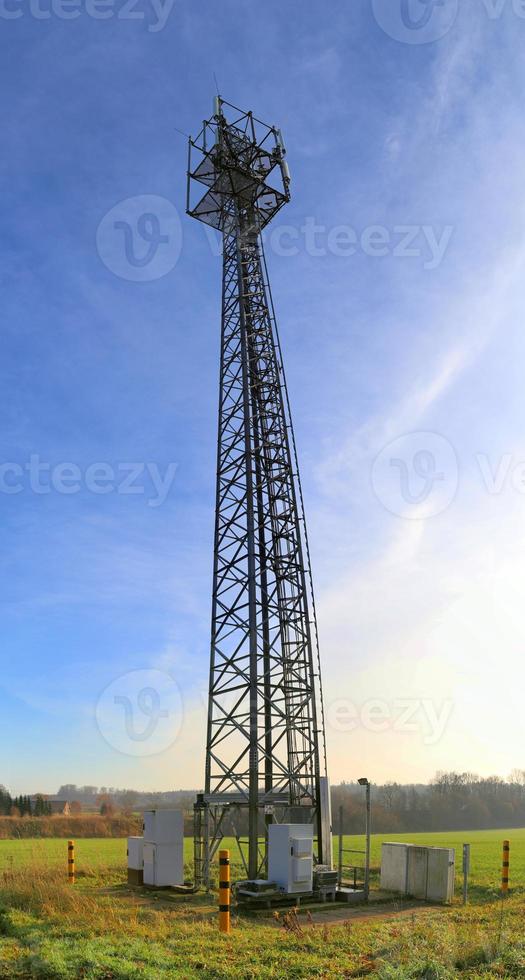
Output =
[
  {"x1": 219, "y1": 849, "x2": 230, "y2": 934},
  {"x1": 502, "y1": 839, "x2": 510, "y2": 894},
  {"x1": 68, "y1": 839, "x2": 75, "y2": 885}
]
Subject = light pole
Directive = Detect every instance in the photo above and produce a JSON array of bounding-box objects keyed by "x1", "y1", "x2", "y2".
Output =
[{"x1": 358, "y1": 778, "x2": 371, "y2": 900}]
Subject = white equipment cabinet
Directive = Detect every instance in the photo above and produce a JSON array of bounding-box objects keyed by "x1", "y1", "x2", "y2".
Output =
[
  {"x1": 143, "y1": 841, "x2": 184, "y2": 888},
  {"x1": 380, "y1": 842, "x2": 409, "y2": 893},
  {"x1": 127, "y1": 836, "x2": 144, "y2": 886},
  {"x1": 407, "y1": 846, "x2": 428, "y2": 899},
  {"x1": 426, "y1": 847, "x2": 455, "y2": 903},
  {"x1": 380, "y1": 843, "x2": 455, "y2": 903},
  {"x1": 143, "y1": 808, "x2": 184, "y2": 845},
  {"x1": 268, "y1": 823, "x2": 314, "y2": 895},
  {"x1": 142, "y1": 809, "x2": 184, "y2": 887}
]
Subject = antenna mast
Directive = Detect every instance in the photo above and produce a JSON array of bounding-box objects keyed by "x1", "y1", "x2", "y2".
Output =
[{"x1": 187, "y1": 98, "x2": 330, "y2": 886}]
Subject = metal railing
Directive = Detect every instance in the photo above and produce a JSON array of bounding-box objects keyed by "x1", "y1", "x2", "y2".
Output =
[
  {"x1": 338, "y1": 844, "x2": 366, "y2": 890},
  {"x1": 337, "y1": 803, "x2": 369, "y2": 896}
]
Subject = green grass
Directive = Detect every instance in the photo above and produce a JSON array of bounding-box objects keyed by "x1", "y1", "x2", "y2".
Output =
[
  {"x1": 1, "y1": 828, "x2": 522, "y2": 895},
  {"x1": 0, "y1": 830, "x2": 523, "y2": 978},
  {"x1": 0, "y1": 838, "x2": 127, "y2": 871}
]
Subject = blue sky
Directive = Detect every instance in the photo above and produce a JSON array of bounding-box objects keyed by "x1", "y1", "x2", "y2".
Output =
[{"x1": 2, "y1": 0, "x2": 525, "y2": 794}]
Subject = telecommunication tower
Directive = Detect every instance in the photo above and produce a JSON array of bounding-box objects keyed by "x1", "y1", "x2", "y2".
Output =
[{"x1": 187, "y1": 98, "x2": 331, "y2": 887}]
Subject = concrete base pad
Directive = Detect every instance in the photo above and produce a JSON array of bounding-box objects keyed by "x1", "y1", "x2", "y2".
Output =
[{"x1": 336, "y1": 887, "x2": 366, "y2": 904}]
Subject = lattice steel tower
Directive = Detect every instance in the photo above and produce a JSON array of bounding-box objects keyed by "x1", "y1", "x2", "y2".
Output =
[{"x1": 187, "y1": 98, "x2": 331, "y2": 887}]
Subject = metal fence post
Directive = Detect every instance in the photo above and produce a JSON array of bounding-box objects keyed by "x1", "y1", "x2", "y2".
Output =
[
  {"x1": 219, "y1": 849, "x2": 231, "y2": 933},
  {"x1": 502, "y1": 840, "x2": 510, "y2": 894},
  {"x1": 364, "y1": 783, "x2": 371, "y2": 900},
  {"x1": 338, "y1": 804, "x2": 343, "y2": 887},
  {"x1": 68, "y1": 840, "x2": 75, "y2": 885},
  {"x1": 462, "y1": 844, "x2": 470, "y2": 904}
]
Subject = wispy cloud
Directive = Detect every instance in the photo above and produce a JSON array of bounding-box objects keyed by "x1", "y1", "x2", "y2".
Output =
[{"x1": 3, "y1": 0, "x2": 525, "y2": 791}]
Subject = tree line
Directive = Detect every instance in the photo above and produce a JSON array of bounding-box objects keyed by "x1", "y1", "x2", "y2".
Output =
[
  {"x1": 57, "y1": 785, "x2": 196, "y2": 810},
  {"x1": 4, "y1": 772, "x2": 525, "y2": 832},
  {"x1": 66, "y1": 770, "x2": 525, "y2": 833},
  {"x1": 0, "y1": 787, "x2": 52, "y2": 816},
  {"x1": 333, "y1": 770, "x2": 525, "y2": 833}
]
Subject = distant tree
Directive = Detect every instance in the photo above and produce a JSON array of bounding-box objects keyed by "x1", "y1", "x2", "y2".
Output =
[
  {"x1": 0, "y1": 785, "x2": 11, "y2": 815},
  {"x1": 97, "y1": 793, "x2": 115, "y2": 817},
  {"x1": 118, "y1": 790, "x2": 139, "y2": 814},
  {"x1": 58, "y1": 785, "x2": 98, "y2": 804},
  {"x1": 81, "y1": 786, "x2": 99, "y2": 800},
  {"x1": 34, "y1": 794, "x2": 46, "y2": 816},
  {"x1": 15, "y1": 795, "x2": 31, "y2": 816},
  {"x1": 69, "y1": 800, "x2": 82, "y2": 815},
  {"x1": 57, "y1": 784, "x2": 78, "y2": 798},
  {"x1": 462, "y1": 798, "x2": 490, "y2": 828},
  {"x1": 483, "y1": 775, "x2": 504, "y2": 797},
  {"x1": 380, "y1": 783, "x2": 398, "y2": 809}
]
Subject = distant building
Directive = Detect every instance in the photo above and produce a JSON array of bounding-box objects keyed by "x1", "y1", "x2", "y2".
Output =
[{"x1": 29, "y1": 797, "x2": 70, "y2": 815}]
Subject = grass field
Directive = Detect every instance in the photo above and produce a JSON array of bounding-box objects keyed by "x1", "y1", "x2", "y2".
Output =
[{"x1": 0, "y1": 830, "x2": 523, "y2": 978}]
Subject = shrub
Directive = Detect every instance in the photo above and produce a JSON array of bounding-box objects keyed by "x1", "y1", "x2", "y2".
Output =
[{"x1": 0, "y1": 814, "x2": 141, "y2": 839}]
